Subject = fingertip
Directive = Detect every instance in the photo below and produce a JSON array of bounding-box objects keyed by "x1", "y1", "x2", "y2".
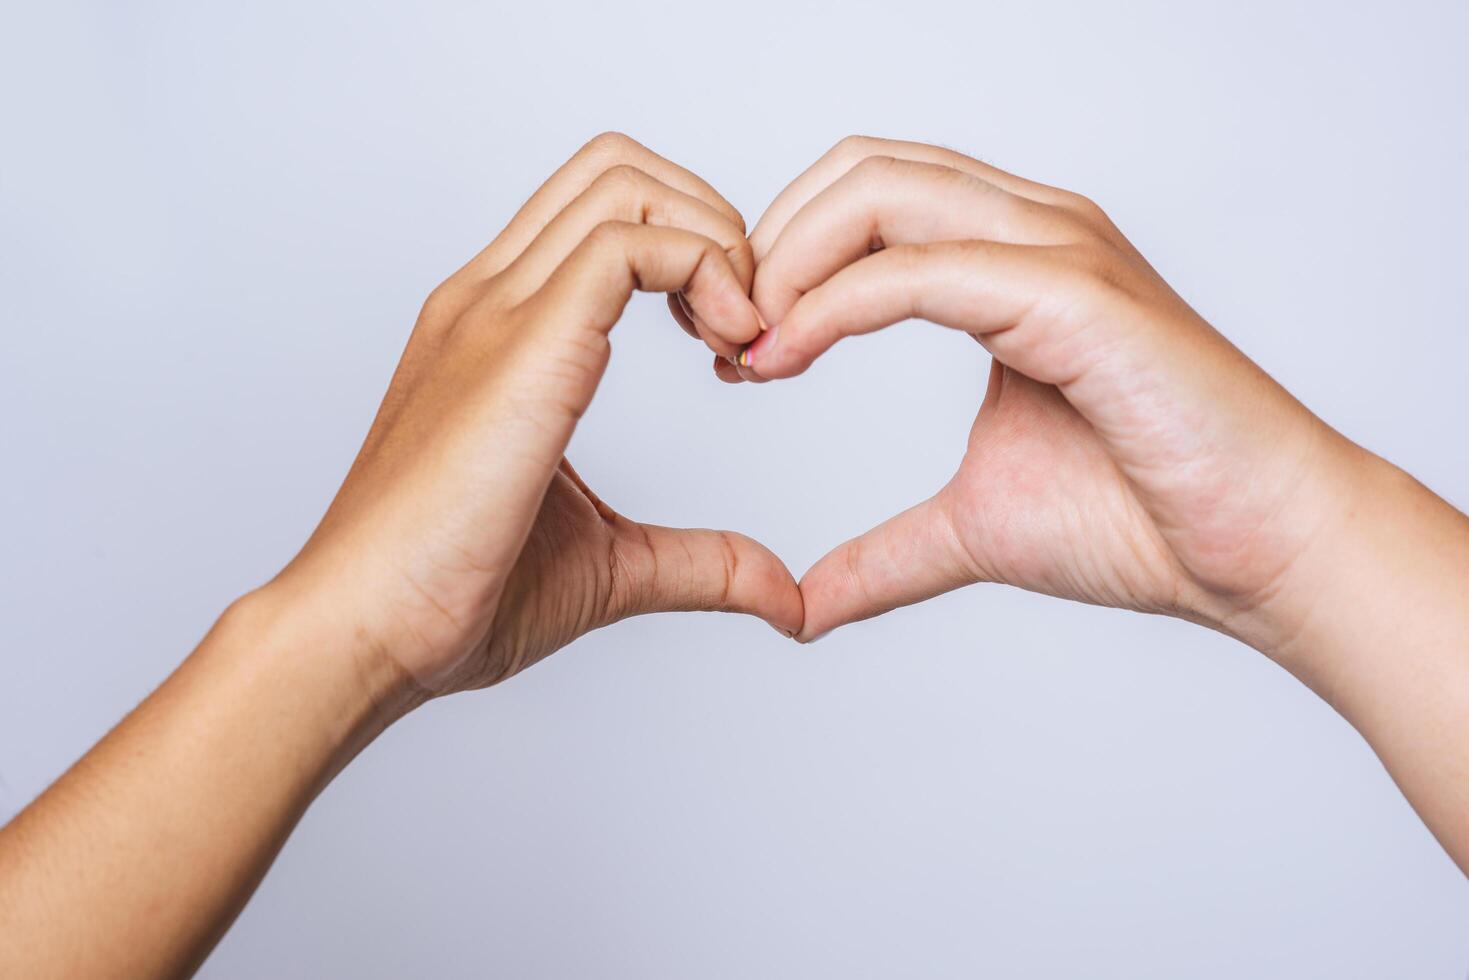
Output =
[
  {"x1": 713, "y1": 355, "x2": 745, "y2": 383},
  {"x1": 793, "y1": 544, "x2": 872, "y2": 642},
  {"x1": 740, "y1": 324, "x2": 804, "y2": 381},
  {"x1": 735, "y1": 359, "x2": 769, "y2": 383},
  {"x1": 726, "y1": 531, "x2": 805, "y2": 637},
  {"x1": 685, "y1": 272, "x2": 763, "y2": 354}
]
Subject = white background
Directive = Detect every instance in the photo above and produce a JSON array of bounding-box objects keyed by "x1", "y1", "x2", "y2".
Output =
[{"x1": 3, "y1": 1, "x2": 1466, "y2": 975}]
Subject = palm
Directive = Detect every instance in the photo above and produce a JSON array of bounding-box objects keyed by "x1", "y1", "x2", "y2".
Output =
[
  {"x1": 473, "y1": 459, "x2": 801, "y2": 689},
  {"x1": 938, "y1": 365, "x2": 1191, "y2": 617},
  {"x1": 797, "y1": 362, "x2": 1202, "y2": 639},
  {"x1": 473, "y1": 462, "x2": 622, "y2": 689}
]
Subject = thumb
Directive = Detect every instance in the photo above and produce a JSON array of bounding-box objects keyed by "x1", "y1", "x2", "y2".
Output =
[
  {"x1": 610, "y1": 522, "x2": 804, "y2": 637},
  {"x1": 797, "y1": 494, "x2": 976, "y2": 642}
]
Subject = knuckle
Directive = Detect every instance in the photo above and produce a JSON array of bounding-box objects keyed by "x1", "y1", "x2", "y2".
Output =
[
  {"x1": 578, "y1": 130, "x2": 639, "y2": 164},
  {"x1": 848, "y1": 152, "x2": 900, "y2": 182},
  {"x1": 721, "y1": 205, "x2": 748, "y2": 237},
  {"x1": 584, "y1": 220, "x2": 645, "y2": 262},
  {"x1": 588, "y1": 163, "x2": 651, "y2": 210},
  {"x1": 831, "y1": 133, "x2": 881, "y2": 165},
  {"x1": 418, "y1": 282, "x2": 460, "y2": 324},
  {"x1": 586, "y1": 219, "x2": 630, "y2": 247},
  {"x1": 1055, "y1": 190, "x2": 1120, "y2": 238},
  {"x1": 1059, "y1": 190, "x2": 1107, "y2": 220},
  {"x1": 1044, "y1": 205, "x2": 1103, "y2": 243},
  {"x1": 593, "y1": 162, "x2": 648, "y2": 191},
  {"x1": 1056, "y1": 240, "x2": 1131, "y2": 299},
  {"x1": 728, "y1": 235, "x2": 755, "y2": 268}
]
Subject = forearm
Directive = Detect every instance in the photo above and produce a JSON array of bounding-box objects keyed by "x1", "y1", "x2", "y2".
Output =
[
  {"x1": 1259, "y1": 448, "x2": 1469, "y2": 871},
  {"x1": 0, "y1": 586, "x2": 419, "y2": 979}
]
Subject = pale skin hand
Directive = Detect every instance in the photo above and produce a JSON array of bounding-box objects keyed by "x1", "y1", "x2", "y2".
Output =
[
  {"x1": 727, "y1": 135, "x2": 1469, "y2": 873},
  {"x1": 0, "y1": 133, "x2": 802, "y2": 979}
]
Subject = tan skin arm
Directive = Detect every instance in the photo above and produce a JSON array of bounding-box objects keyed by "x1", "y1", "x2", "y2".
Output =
[
  {"x1": 0, "y1": 595, "x2": 416, "y2": 978},
  {"x1": 0, "y1": 133, "x2": 804, "y2": 979}
]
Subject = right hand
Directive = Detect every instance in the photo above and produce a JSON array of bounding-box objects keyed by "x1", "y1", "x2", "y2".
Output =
[
  {"x1": 732, "y1": 136, "x2": 1375, "y2": 654},
  {"x1": 262, "y1": 133, "x2": 802, "y2": 698}
]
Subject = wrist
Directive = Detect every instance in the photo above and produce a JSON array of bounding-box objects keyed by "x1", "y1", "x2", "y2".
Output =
[
  {"x1": 222, "y1": 579, "x2": 429, "y2": 755},
  {"x1": 1231, "y1": 446, "x2": 1469, "y2": 709}
]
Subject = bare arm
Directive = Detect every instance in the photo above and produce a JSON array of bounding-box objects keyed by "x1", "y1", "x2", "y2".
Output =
[
  {"x1": 0, "y1": 594, "x2": 416, "y2": 977},
  {"x1": 1273, "y1": 456, "x2": 1469, "y2": 868},
  {"x1": 733, "y1": 135, "x2": 1469, "y2": 872},
  {"x1": 0, "y1": 133, "x2": 801, "y2": 979}
]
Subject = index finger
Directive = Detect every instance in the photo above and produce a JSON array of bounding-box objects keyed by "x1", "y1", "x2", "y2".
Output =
[
  {"x1": 748, "y1": 135, "x2": 1080, "y2": 261},
  {"x1": 464, "y1": 132, "x2": 747, "y2": 282}
]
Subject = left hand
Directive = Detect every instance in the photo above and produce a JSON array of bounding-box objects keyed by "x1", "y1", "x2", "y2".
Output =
[{"x1": 724, "y1": 136, "x2": 1364, "y2": 650}]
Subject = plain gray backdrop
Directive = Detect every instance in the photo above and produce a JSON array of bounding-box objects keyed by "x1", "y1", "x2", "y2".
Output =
[{"x1": 3, "y1": 1, "x2": 1467, "y2": 976}]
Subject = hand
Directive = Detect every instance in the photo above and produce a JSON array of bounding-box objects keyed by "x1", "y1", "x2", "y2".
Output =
[
  {"x1": 269, "y1": 133, "x2": 802, "y2": 695},
  {"x1": 731, "y1": 136, "x2": 1370, "y2": 652}
]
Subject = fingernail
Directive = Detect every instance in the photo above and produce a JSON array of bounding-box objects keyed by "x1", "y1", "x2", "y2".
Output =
[
  {"x1": 770, "y1": 623, "x2": 796, "y2": 639},
  {"x1": 741, "y1": 325, "x2": 779, "y2": 368}
]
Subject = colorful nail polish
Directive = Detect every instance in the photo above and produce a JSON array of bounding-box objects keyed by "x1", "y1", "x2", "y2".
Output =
[{"x1": 744, "y1": 326, "x2": 779, "y2": 368}]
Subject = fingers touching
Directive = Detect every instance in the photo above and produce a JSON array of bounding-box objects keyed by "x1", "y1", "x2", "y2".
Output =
[
  {"x1": 472, "y1": 132, "x2": 745, "y2": 284},
  {"x1": 500, "y1": 164, "x2": 754, "y2": 297},
  {"x1": 423, "y1": 132, "x2": 757, "y2": 360},
  {"x1": 795, "y1": 493, "x2": 977, "y2": 642},
  {"x1": 525, "y1": 222, "x2": 760, "y2": 360},
  {"x1": 730, "y1": 135, "x2": 1142, "y2": 640}
]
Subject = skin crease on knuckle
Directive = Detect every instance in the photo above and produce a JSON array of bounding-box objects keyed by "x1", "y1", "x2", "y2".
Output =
[
  {"x1": 847, "y1": 152, "x2": 902, "y2": 187},
  {"x1": 831, "y1": 133, "x2": 883, "y2": 168},
  {"x1": 576, "y1": 131, "x2": 747, "y2": 234},
  {"x1": 588, "y1": 165, "x2": 656, "y2": 223},
  {"x1": 591, "y1": 167, "x2": 700, "y2": 240},
  {"x1": 577, "y1": 130, "x2": 641, "y2": 168}
]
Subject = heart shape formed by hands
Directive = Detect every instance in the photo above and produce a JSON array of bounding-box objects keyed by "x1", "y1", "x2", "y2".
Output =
[{"x1": 290, "y1": 130, "x2": 1343, "y2": 700}]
